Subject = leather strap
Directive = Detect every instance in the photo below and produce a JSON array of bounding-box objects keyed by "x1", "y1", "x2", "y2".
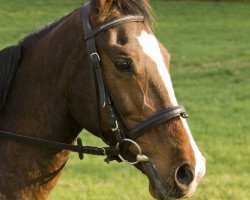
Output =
[
  {"x1": 121, "y1": 106, "x2": 187, "y2": 156},
  {"x1": 82, "y1": 3, "x2": 107, "y2": 107},
  {"x1": 103, "y1": 78, "x2": 129, "y2": 134},
  {"x1": 0, "y1": 130, "x2": 119, "y2": 160},
  {"x1": 85, "y1": 15, "x2": 144, "y2": 40},
  {"x1": 143, "y1": 162, "x2": 168, "y2": 200},
  {"x1": 127, "y1": 105, "x2": 187, "y2": 140},
  {"x1": 81, "y1": 3, "x2": 109, "y2": 143}
]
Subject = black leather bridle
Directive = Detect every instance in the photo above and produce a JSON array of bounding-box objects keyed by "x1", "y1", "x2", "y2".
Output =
[
  {"x1": 0, "y1": 3, "x2": 188, "y2": 199},
  {"x1": 0, "y1": 1, "x2": 188, "y2": 165},
  {"x1": 81, "y1": 2, "x2": 188, "y2": 163}
]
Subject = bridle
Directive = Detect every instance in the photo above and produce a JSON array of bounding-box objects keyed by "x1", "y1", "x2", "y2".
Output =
[
  {"x1": 81, "y1": 2, "x2": 188, "y2": 164},
  {"x1": 0, "y1": 3, "x2": 188, "y2": 199},
  {"x1": 0, "y1": 0, "x2": 188, "y2": 173}
]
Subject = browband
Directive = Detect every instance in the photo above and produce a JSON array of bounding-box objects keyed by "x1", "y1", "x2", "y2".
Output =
[{"x1": 85, "y1": 15, "x2": 144, "y2": 40}]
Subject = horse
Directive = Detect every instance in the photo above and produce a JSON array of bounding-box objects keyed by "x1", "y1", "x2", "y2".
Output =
[{"x1": 0, "y1": 0, "x2": 206, "y2": 199}]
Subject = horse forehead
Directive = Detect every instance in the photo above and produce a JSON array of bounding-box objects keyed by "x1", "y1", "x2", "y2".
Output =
[
  {"x1": 136, "y1": 32, "x2": 181, "y2": 116},
  {"x1": 136, "y1": 31, "x2": 163, "y2": 59}
]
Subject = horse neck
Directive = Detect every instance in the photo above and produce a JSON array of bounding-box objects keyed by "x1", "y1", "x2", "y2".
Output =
[
  {"x1": 0, "y1": 9, "x2": 95, "y2": 199},
  {"x1": 3, "y1": 11, "x2": 85, "y2": 143}
]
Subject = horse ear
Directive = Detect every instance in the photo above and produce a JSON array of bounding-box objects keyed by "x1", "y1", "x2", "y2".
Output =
[{"x1": 97, "y1": 0, "x2": 108, "y2": 12}]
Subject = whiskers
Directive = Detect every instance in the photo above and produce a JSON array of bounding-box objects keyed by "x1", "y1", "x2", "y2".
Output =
[
  {"x1": 164, "y1": 166, "x2": 182, "y2": 200},
  {"x1": 142, "y1": 161, "x2": 184, "y2": 200}
]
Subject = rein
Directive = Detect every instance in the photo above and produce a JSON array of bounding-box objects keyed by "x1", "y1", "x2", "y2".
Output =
[
  {"x1": 0, "y1": 130, "x2": 119, "y2": 160},
  {"x1": 0, "y1": 2, "x2": 188, "y2": 163}
]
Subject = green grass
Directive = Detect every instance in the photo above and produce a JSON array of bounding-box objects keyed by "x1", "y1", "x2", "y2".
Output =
[{"x1": 1, "y1": 0, "x2": 250, "y2": 199}]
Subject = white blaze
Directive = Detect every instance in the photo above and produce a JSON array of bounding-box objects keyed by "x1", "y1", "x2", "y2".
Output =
[
  {"x1": 137, "y1": 32, "x2": 178, "y2": 106},
  {"x1": 137, "y1": 31, "x2": 206, "y2": 190}
]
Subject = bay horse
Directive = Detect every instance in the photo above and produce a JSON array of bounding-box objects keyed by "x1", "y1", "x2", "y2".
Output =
[{"x1": 0, "y1": 0, "x2": 206, "y2": 200}]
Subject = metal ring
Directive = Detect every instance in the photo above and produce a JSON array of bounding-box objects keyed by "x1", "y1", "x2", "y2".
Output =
[
  {"x1": 116, "y1": 139, "x2": 143, "y2": 165},
  {"x1": 181, "y1": 112, "x2": 188, "y2": 118}
]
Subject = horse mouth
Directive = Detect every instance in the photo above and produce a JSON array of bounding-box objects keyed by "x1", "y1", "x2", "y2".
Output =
[
  {"x1": 148, "y1": 179, "x2": 177, "y2": 200},
  {"x1": 141, "y1": 162, "x2": 170, "y2": 200},
  {"x1": 148, "y1": 176, "x2": 180, "y2": 200},
  {"x1": 141, "y1": 161, "x2": 184, "y2": 200},
  {"x1": 149, "y1": 181, "x2": 168, "y2": 200}
]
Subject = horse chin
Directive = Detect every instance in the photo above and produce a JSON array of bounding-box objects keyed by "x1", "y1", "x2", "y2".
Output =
[
  {"x1": 142, "y1": 161, "x2": 185, "y2": 200},
  {"x1": 137, "y1": 162, "x2": 179, "y2": 200},
  {"x1": 142, "y1": 162, "x2": 170, "y2": 200},
  {"x1": 149, "y1": 181, "x2": 174, "y2": 200}
]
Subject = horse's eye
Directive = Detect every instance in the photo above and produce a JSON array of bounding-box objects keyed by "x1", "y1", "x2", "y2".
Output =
[{"x1": 113, "y1": 58, "x2": 133, "y2": 72}]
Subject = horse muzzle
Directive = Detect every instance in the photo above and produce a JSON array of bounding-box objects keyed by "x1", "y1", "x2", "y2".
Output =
[{"x1": 143, "y1": 160, "x2": 198, "y2": 200}]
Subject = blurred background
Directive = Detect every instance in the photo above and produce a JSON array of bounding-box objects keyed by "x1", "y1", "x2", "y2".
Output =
[{"x1": 0, "y1": 0, "x2": 249, "y2": 199}]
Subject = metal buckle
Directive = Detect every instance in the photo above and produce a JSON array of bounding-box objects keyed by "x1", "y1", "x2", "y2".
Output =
[
  {"x1": 116, "y1": 139, "x2": 149, "y2": 165},
  {"x1": 90, "y1": 52, "x2": 100, "y2": 61}
]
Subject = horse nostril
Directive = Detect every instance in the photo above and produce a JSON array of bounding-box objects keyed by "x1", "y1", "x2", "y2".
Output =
[{"x1": 175, "y1": 163, "x2": 194, "y2": 187}]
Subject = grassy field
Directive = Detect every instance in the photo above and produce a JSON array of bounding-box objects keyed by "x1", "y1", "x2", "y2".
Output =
[{"x1": 1, "y1": 0, "x2": 250, "y2": 199}]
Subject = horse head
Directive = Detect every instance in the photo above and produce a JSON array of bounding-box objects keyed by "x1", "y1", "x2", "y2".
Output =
[{"x1": 69, "y1": 0, "x2": 206, "y2": 199}]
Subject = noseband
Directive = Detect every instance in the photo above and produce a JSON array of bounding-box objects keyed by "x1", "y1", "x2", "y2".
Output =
[{"x1": 0, "y1": 2, "x2": 187, "y2": 164}]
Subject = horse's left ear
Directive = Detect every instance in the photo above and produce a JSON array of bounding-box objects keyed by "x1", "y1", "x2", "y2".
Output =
[{"x1": 97, "y1": 0, "x2": 108, "y2": 12}]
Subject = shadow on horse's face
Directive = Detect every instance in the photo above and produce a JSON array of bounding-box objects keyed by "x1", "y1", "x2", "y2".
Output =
[{"x1": 94, "y1": 20, "x2": 206, "y2": 199}]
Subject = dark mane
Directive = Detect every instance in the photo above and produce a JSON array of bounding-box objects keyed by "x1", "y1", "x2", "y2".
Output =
[{"x1": 113, "y1": 0, "x2": 153, "y2": 24}]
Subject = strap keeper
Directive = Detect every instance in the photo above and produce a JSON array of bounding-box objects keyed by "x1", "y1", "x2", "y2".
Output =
[
  {"x1": 90, "y1": 52, "x2": 100, "y2": 61},
  {"x1": 111, "y1": 120, "x2": 119, "y2": 132},
  {"x1": 101, "y1": 147, "x2": 106, "y2": 156},
  {"x1": 77, "y1": 138, "x2": 84, "y2": 160}
]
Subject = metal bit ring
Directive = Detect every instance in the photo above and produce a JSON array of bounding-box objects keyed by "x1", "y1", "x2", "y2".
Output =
[{"x1": 116, "y1": 139, "x2": 149, "y2": 165}]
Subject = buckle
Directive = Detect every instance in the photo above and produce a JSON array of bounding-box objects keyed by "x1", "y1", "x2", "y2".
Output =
[{"x1": 111, "y1": 120, "x2": 119, "y2": 132}]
